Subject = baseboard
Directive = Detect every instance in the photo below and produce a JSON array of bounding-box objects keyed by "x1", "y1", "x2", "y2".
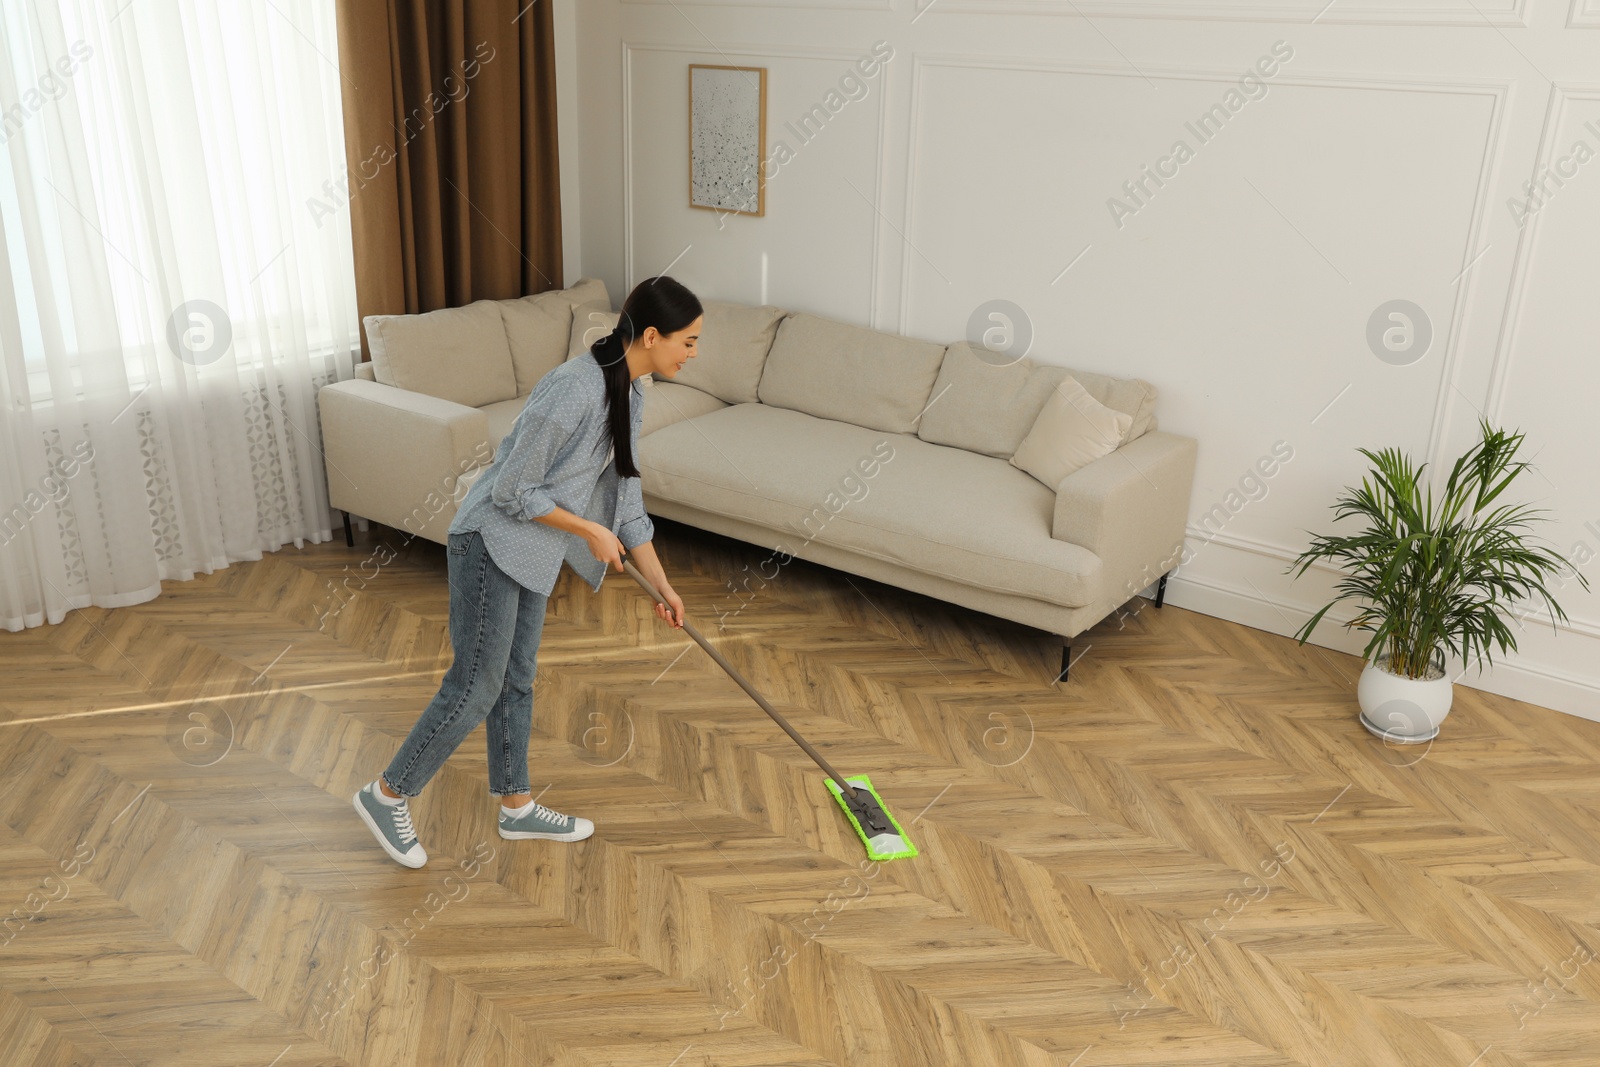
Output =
[
  {"x1": 1165, "y1": 572, "x2": 1600, "y2": 722},
  {"x1": 1452, "y1": 659, "x2": 1600, "y2": 724}
]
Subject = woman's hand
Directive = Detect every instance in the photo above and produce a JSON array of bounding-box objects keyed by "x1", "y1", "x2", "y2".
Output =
[
  {"x1": 619, "y1": 540, "x2": 684, "y2": 629},
  {"x1": 581, "y1": 521, "x2": 626, "y2": 572},
  {"x1": 653, "y1": 582, "x2": 686, "y2": 629}
]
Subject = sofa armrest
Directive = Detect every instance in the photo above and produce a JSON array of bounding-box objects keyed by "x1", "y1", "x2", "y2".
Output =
[
  {"x1": 1052, "y1": 430, "x2": 1197, "y2": 610},
  {"x1": 318, "y1": 379, "x2": 494, "y2": 543}
]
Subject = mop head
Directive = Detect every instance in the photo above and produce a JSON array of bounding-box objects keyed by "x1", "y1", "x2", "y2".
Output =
[{"x1": 824, "y1": 775, "x2": 918, "y2": 861}]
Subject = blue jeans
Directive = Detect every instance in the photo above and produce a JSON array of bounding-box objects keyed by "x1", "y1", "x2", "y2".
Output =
[{"x1": 383, "y1": 529, "x2": 547, "y2": 797}]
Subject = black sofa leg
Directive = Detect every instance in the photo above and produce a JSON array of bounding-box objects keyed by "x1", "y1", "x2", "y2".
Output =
[
  {"x1": 1057, "y1": 639, "x2": 1071, "y2": 684},
  {"x1": 1154, "y1": 572, "x2": 1169, "y2": 609},
  {"x1": 342, "y1": 510, "x2": 354, "y2": 547}
]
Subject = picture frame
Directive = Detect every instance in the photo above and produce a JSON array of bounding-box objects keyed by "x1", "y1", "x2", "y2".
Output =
[{"x1": 688, "y1": 63, "x2": 767, "y2": 217}]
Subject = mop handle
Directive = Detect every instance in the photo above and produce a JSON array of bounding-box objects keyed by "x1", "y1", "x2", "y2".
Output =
[{"x1": 617, "y1": 550, "x2": 859, "y2": 799}]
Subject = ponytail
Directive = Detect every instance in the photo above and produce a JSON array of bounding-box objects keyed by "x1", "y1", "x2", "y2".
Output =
[{"x1": 589, "y1": 276, "x2": 702, "y2": 479}]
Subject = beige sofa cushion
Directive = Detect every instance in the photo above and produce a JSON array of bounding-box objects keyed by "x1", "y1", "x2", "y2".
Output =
[
  {"x1": 919, "y1": 341, "x2": 1157, "y2": 457},
  {"x1": 480, "y1": 393, "x2": 530, "y2": 447},
  {"x1": 364, "y1": 299, "x2": 518, "y2": 409},
  {"x1": 498, "y1": 278, "x2": 609, "y2": 395},
  {"x1": 1009, "y1": 376, "x2": 1131, "y2": 489},
  {"x1": 917, "y1": 342, "x2": 1060, "y2": 458},
  {"x1": 569, "y1": 301, "x2": 618, "y2": 362},
  {"x1": 643, "y1": 379, "x2": 728, "y2": 437},
  {"x1": 756, "y1": 312, "x2": 947, "y2": 435},
  {"x1": 639, "y1": 403, "x2": 1102, "y2": 608},
  {"x1": 563, "y1": 277, "x2": 609, "y2": 309},
  {"x1": 658, "y1": 300, "x2": 783, "y2": 404}
]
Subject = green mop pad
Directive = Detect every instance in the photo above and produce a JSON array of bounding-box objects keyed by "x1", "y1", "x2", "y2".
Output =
[{"x1": 824, "y1": 774, "x2": 918, "y2": 861}]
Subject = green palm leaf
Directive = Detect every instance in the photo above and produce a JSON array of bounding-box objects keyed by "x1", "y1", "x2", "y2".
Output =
[{"x1": 1288, "y1": 420, "x2": 1587, "y2": 680}]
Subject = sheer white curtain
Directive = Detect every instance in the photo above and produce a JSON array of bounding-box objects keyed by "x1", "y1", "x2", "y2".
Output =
[{"x1": 0, "y1": 0, "x2": 359, "y2": 630}]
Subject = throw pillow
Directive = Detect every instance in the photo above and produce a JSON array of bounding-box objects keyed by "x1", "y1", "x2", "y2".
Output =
[{"x1": 1009, "y1": 375, "x2": 1132, "y2": 489}]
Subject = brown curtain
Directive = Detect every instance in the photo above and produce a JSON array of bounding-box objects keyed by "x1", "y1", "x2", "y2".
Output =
[{"x1": 333, "y1": 0, "x2": 563, "y2": 355}]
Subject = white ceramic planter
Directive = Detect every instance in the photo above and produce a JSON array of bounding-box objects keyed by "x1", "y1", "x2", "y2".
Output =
[{"x1": 1357, "y1": 653, "x2": 1453, "y2": 743}]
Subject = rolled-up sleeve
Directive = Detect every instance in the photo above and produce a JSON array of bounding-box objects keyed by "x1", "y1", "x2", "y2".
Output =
[
  {"x1": 490, "y1": 408, "x2": 579, "y2": 522},
  {"x1": 616, "y1": 473, "x2": 654, "y2": 549},
  {"x1": 616, "y1": 398, "x2": 653, "y2": 549}
]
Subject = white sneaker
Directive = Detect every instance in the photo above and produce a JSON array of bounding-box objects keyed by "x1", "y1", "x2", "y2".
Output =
[
  {"x1": 498, "y1": 799, "x2": 594, "y2": 842},
  {"x1": 353, "y1": 781, "x2": 427, "y2": 868}
]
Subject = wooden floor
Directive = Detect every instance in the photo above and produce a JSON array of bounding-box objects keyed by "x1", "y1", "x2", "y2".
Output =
[{"x1": 2, "y1": 518, "x2": 1599, "y2": 1067}]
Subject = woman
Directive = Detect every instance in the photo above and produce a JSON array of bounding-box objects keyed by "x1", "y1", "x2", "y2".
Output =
[{"x1": 353, "y1": 276, "x2": 702, "y2": 868}]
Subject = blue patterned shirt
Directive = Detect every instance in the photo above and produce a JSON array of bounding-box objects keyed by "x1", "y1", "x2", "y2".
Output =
[{"x1": 449, "y1": 352, "x2": 653, "y2": 595}]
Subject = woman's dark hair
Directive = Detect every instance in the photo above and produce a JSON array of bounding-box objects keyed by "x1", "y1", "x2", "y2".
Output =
[{"x1": 588, "y1": 276, "x2": 702, "y2": 478}]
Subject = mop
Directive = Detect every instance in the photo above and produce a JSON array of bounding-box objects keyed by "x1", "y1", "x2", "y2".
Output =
[{"x1": 619, "y1": 550, "x2": 918, "y2": 861}]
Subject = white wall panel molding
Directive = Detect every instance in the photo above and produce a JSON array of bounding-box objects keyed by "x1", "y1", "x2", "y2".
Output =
[
  {"x1": 1483, "y1": 84, "x2": 1600, "y2": 426},
  {"x1": 898, "y1": 54, "x2": 1510, "y2": 482},
  {"x1": 1468, "y1": 82, "x2": 1600, "y2": 642},
  {"x1": 1185, "y1": 525, "x2": 1329, "y2": 572},
  {"x1": 1568, "y1": 0, "x2": 1600, "y2": 28},
  {"x1": 1184, "y1": 525, "x2": 1600, "y2": 641},
  {"x1": 624, "y1": 0, "x2": 891, "y2": 8},
  {"x1": 621, "y1": 40, "x2": 891, "y2": 309},
  {"x1": 919, "y1": 0, "x2": 1528, "y2": 27}
]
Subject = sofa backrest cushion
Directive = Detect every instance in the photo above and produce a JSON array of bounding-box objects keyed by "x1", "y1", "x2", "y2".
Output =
[
  {"x1": 916, "y1": 342, "x2": 1060, "y2": 458},
  {"x1": 568, "y1": 301, "x2": 617, "y2": 361},
  {"x1": 757, "y1": 312, "x2": 946, "y2": 434},
  {"x1": 499, "y1": 278, "x2": 608, "y2": 394},
  {"x1": 564, "y1": 277, "x2": 609, "y2": 308},
  {"x1": 918, "y1": 341, "x2": 1158, "y2": 458},
  {"x1": 364, "y1": 299, "x2": 518, "y2": 409},
  {"x1": 658, "y1": 300, "x2": 784, "y2": 404}
]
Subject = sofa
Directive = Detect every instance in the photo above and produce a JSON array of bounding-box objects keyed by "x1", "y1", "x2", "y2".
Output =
[
  {"x1": 317, "y1": 278, "x2": 612, "y2": 548},
  {"x1": 318, "y1": 280, "x2": 1197, "y2": 681}
]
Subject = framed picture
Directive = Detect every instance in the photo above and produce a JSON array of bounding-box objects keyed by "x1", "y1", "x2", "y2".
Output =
[{"x1": 689, "y1": 64, "x2": 767, "y2": 217}]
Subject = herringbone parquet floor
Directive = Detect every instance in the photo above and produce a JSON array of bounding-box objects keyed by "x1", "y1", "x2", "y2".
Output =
[{"x1": 2, "y1": 518, "x2": 1598, "y2": 1067}]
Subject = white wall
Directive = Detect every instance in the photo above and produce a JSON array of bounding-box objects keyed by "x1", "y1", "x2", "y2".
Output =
[
  {"x1": 564, "y1": 0, "x2": 1600, "y2": 719},
  {"x1": 554, "y1": 0, "x2": 584, "y2": 285}
]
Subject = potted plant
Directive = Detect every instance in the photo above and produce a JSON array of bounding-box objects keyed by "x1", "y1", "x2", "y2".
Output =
[{"x1": 1288, "y1": 419, "x2": 1586, "y2": 743}]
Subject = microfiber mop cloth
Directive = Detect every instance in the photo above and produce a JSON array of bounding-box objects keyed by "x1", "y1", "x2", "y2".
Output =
[{"x1": 825, "y1": 775, "x2": 918, "y2": 861}]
